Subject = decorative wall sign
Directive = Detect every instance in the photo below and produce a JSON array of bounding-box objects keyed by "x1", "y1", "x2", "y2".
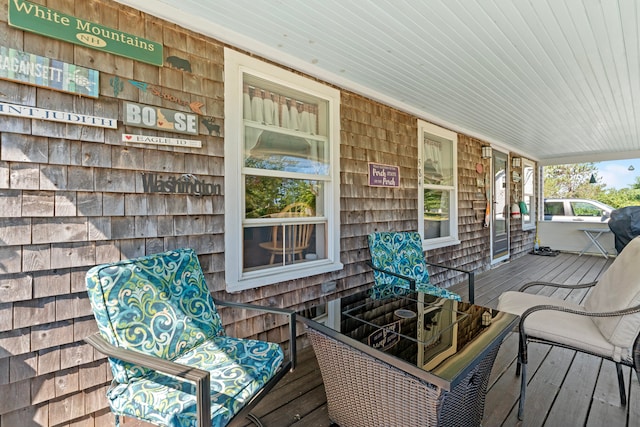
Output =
[
  {"x1": 123, "y1": 102, "x2": 198, "y2": 135},
  {"x1": 128, "y1": 80, "x2": 205, "y2": 114},
  {"x1": 368, "y1": 162, "x2": 400, "y2": 187},
  {"x1": 0, "y1": 46, "x2": 99, "y2": 97},
  {"x1": 166, "y1": 55, "x2": 192, "y2": 72},
  {"x1": 110, "y1": 76, "x2": 124, "y2": 97},
  {"x1": 8, "y1": 0, "x2": 163, "y2": 66},
  {"x1": 0, "y1": 101, "x2": 116, "y2": 128},
  {"x1": 201, "y1": 118, "x2": 220, "y2": 136},
  {"x1": 141, "y1": 173, "x2": 221, "y2": 196},
  {"x1": 122, "y1": 134, "x2": 202, "y2": 148}
]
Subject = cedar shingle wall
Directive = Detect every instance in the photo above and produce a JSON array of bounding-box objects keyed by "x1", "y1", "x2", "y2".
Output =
[{"x1": 0, "y1": 0, "x2": 533, "y2": 425}]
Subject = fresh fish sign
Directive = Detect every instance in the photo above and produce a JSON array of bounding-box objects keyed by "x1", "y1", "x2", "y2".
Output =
[{"x1": 0, "y1": 46, "x2": 99, "y2": 97}]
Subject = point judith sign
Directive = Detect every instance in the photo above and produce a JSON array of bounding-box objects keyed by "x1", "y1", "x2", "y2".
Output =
[{"x1": 8, "y1": 0, "x2": 163, "y2": 66}]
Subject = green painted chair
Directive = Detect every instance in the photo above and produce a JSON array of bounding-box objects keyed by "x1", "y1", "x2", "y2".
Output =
[{"x1": 84, "y1": 248, "x2": 296, "y2": 427}]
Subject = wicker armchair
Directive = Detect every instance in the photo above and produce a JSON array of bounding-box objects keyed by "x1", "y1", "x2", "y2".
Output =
[{"x1": 498, "y1": 236, "x2": 640, "y2": 420}]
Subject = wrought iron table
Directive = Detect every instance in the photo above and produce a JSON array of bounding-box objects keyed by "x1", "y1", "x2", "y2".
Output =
[{"x1": 298, "y1": 287, "x2": 518, "y2": 427}]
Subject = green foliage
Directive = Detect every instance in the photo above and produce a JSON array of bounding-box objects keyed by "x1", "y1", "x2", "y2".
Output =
[
  {"x1": 544, "y1": 162, "x2": 640, "y2": 209},
  {"x1": 543, "y1": 163, "x2": 604, "y2": 198},
  {"x1": 599, "y1": 187, "x2": 640, "y2": 209}
]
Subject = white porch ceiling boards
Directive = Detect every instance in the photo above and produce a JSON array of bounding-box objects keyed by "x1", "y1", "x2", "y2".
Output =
[{"x1": 117, "y1": 0, "x2": 640, "y2": 164}]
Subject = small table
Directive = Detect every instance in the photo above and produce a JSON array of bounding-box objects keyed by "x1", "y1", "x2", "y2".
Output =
[
  {"x1": 578, "y1": 228, "x2": 611, "y2": 258},
  {"x1": 298, "y1": 287, "x2": 518, "y2": 427}
]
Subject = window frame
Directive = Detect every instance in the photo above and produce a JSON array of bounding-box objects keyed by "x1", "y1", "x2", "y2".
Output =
[
  {"x1": 224, "y1": 48, "x2": 342, "y2": 292},
  {"x1": 521, "y1": 158, "x2": 536, "y2": 230},
  {"x1": 417, "y1": 120, "x2": 460, "y2": 249}
]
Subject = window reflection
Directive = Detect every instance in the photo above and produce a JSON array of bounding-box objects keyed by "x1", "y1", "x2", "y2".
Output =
[
  {"x1": 424, "y1": 190, "x2": 451, "y2": 239},
  {"x1": 245, "y1": 130, "x2": 329, "y2": 175}
]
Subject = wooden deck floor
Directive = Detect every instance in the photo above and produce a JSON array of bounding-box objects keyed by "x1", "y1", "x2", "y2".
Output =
[
  {"x1": 124, "y1": 251, "x2": 639, "y2": 426},
  {"x1": 242, "y1": 251, "x2": 640, "y2": 427}
]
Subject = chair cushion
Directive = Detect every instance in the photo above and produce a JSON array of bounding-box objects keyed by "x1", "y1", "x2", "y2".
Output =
[
  {"x1": 498, "y1": 291, "x2": 620, "y2": 360},
  {"x1": 369, "y1": 282, "x2": 461, "y2": 301},
  {"x1": 584, "y1": 236, "x2": 640, "y2": 355},
  {"x1": 368, "y1": 232, "x2": 430, "y2": 285},
  {"x1": 368, "y1": 232, "x2": 461, "y2": 301},
  {"x1": 108, "y1": 335, "x2": 284, "y2": 427},
  {"x1": 86, "y1": 249, "x2": 225, "y2": 384}
]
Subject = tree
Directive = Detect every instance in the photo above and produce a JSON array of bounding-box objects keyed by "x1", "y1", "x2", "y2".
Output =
[{"x1": 543, "y1": 163, "x2": 605, "y2": 198}]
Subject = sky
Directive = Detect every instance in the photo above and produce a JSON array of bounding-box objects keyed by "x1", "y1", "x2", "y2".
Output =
[{"x1": 596, "y1": 159, "x2": 639, "y2": 190}]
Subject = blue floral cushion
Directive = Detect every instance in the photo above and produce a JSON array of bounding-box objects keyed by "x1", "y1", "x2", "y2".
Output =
[
  {"x1": 86, "y1": 248, "x2": 284, "y2": 427},
  {"x1": 367, "y1": 232, "x2": 461, "y2": 301},
  {"x1": 108, "y1": 336, "x2": 284, "y2": 427}
]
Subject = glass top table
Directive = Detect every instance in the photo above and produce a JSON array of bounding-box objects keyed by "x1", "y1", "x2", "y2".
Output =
[{"x1": 298, "y1": 286, "x2": 519, "y2": 391}]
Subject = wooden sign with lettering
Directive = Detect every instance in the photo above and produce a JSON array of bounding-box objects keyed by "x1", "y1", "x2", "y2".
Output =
[
  {"x1": 0, "y1": 46, "x2": 99, "y2": 97},
  {"x1": 8, "y1": 0, "x2": 163, "y2": 66},
  {"x1": 123, "y1": 102, "x2": 199, "y2": 135},
  {"x1": 0, "y1": 101, "x2": 116, "y2": 128},
  {"x1": 122, "y1": 134, "x2": 202, "y2": 148},
  {"x1": 368, "y1": 162, "x2": 400, "y2": 188}
]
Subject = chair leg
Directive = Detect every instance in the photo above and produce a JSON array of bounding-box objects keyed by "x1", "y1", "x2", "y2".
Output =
[
  {"x1": 246, "y1": 413, "x2": 264, "y2": 427},
  {"x1": 616, "y1": 363, "x2": 627, "y2": 406},
  {"x1": 518, "y1": 362, "x2": 527, "y2": 420},
  {"x1": 517, "y1": 330, "x2": 528, "y2": 420}
]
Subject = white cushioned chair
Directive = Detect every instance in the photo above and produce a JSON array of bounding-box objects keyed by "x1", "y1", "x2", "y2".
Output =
[{"x1": 497, "y1": 236, "x2": 640, "y2": 420}]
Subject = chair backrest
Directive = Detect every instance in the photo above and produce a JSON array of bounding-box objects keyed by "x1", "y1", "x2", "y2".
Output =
[
  {"x1": 86, "y1": 248, "x2": 224, "y2": 383},
  {"x1": 269, "y1": 202, "x2": 314, "y2": 252},
  {"x1": 584, "y1": 236, "x2": 640, "y2": 358},
  {"x1": 367, "y1": 232, "x2": 429, "y2": 286},
  {"x1": 278, "y1": 202, "x2": 314, "y2": 217}
]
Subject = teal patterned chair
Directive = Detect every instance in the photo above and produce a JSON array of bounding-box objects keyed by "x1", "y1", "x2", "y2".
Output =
[
  {"x1": 367, "y1": 232, "x2": 475, "y2": 303},
  {"x1": 84, "y1": 248, "x2": 296, "y2": 427}
]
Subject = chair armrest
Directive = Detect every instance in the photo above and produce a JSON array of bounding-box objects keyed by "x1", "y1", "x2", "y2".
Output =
[
  {"x1": 84, "y1": 333, "x2": 211, "y2": 427},
  {"x1": 367, "y1": 260, "x2": 475, "y2": 303},
  {"x1": 517, "y1": 302, "x2": 640, "y2": 365},
  {"x1": 520, "y1": 302, "x2": 640, "y2": 323},
  {"x1": 213, "y1": 299, "x2": 297, "y2": 370},
  {"x1": 519, "y1": 280, "x2": 597, "y2": 293},
  {"x1": 366, "y1": 260, "x2": 417, "y2": 290},
  {"x1": 425, "y1": 261, "x2": 475, "y2": 304}
]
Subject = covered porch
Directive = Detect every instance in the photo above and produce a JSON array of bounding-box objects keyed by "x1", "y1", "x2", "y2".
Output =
[{"x1": 239, "y1": 251, "x2": 638, "y2": 427}]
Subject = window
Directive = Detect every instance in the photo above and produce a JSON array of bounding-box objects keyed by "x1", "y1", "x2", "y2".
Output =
[
  {"x1": 522, "y1": 159, "x2": 536, "y2": 230},
  {"x1": 570, "y1": 201, "x2": 603, "y2": 217},
  {"x1": 224, "y1": 49, "x2": 342, "y2": 291},
  {"x1": 418, "y1": 121, "x2": 459, "y2": 248}
]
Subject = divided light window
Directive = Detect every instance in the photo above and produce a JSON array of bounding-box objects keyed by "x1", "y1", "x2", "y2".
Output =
[
  {"x1": 418, "y1": 121, "x2": 459, "y2": 249},
  {"x1": 224, "y1": 49, "x2": 342, "y2": 291}
]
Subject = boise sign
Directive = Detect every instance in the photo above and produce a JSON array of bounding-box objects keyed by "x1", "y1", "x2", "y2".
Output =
[
  {"x1": 8, "y1": 0, "x2": 163, "y2": 66},
  {"x1": 124, "y1": 102, "x2": 199, "y2": 135}
]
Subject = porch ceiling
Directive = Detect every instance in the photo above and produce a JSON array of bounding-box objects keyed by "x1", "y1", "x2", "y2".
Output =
[{"x1": 117, "y1": 0, "x2": 640, "y2": 165}]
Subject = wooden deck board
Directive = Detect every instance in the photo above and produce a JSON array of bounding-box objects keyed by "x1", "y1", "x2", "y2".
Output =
[
  {"x1": 125, "y1": 252, "x2": 638, "y2": 427},
  {"x1": 546, "y1": 351, "x2": 602, "y2": 426}
]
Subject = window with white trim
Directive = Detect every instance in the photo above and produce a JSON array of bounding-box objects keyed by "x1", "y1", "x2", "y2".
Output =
[
  {"x1": 224, "y1": 49, "x2": 342, "y2": 291},
  {"x1": 418, "y1": 121, "x2": 459, "y2": 248},
  {"x1": 522, "y1": 159, "x2": 536, "y2": 230}
]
